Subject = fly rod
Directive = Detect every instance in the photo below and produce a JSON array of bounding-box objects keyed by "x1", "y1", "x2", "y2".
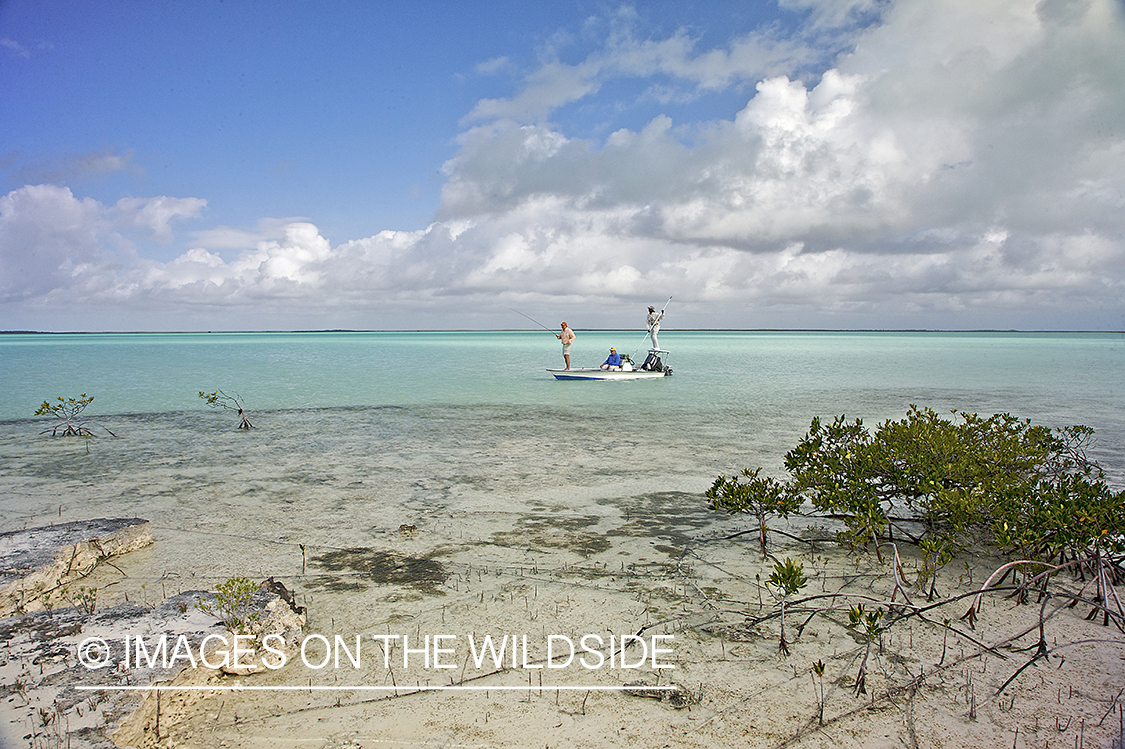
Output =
[{"x1": 511, "y1": 309, "x2": 558, "y2": 335}]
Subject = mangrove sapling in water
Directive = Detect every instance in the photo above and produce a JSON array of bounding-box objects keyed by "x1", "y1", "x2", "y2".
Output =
[
  {"x1": 199, "y1": 389, "x2": 254, "y2": 429},
  {"x1": 767, "y1": 556, "x2": 808, "y2": 656},
  {"x1": 35, "y1": 394, "x2": 117, "y2": 450}
]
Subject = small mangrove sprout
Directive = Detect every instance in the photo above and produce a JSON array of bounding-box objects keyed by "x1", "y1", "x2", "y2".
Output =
[
  {"x1": 846, "y1": 603, "x2": 884, "y2": 696},
  {"x1": 812, "y1": 659, "x2": 826, "y2": 725},
  {"x1": 61, "y1": 585, "x2": 98, "y2": 617},
  {"x1": 766, "y1": 556, "x2": 808, "y2": 656},
  {"x1": 199, "y1": 389, "x2": 254, "y2": 429}
]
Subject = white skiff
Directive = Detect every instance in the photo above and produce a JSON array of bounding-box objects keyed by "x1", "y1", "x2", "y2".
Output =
[{"x1": 548, "y1": 349, "x2": 672, "y2": 380}]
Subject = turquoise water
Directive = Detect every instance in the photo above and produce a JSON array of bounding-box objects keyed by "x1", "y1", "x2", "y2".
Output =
[
  {"x1": 1, "y1": 329, "x2": 1123, "y2": 593},
  {"x1": 2, "y1": 330, "x2": 1124, "y2": 461},
  {"x1": 2, "y1": 329, "x2": 1122, "y2": 420}
]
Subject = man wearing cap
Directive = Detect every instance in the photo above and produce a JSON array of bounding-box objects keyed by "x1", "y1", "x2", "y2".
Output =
[
  {"x1": 556, "y1": 322, "x2": 575, "y2": 370},
  {"x1": 647, "y1": 305, "x2": 665, "y2": 350},
  {"x1": 600, "y1": 347, "x2": 622, "y2": 370}
]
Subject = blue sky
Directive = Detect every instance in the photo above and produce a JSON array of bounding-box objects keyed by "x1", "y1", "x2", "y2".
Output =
[{"x1": 2, "y1": 0, "x2": 1124, "y2": 331}]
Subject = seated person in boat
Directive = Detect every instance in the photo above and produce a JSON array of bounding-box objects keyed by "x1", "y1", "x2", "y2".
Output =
[{"x1": 601, "y1": 347, "x2": 623, "y2": 370}]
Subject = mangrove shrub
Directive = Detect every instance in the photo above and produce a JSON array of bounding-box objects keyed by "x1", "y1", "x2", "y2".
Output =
[{"x1": 712, "y1": 406, "x2": 1124, "y2": 583}]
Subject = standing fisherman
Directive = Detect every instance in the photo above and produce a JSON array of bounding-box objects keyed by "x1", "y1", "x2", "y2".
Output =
[
  {"x1": 646, "y1": 305, "x2": 665, "y2": 351},
  {"x1": 556, "y1": 322, "x2": 575, "y2": 370}
]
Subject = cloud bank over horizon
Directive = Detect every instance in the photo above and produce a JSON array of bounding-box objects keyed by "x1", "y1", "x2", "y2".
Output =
[{"x1": 2, "y1": 0, "x2": 1124, "y2": 331}]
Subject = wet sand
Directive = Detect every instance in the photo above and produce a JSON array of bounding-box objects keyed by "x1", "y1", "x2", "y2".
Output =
[{"x1": 52, "y1": 498, "x2": 1125, "y2": 749}]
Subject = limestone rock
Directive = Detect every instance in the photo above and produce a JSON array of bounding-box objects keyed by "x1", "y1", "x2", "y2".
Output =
[{"x1": 0, "y1": 518, "x2": 153, "y2": 617}]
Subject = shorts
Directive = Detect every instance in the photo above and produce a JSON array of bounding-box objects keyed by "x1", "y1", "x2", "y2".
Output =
[{"x1": 562, "y1": 344, "x2": 572, "y2": 354}]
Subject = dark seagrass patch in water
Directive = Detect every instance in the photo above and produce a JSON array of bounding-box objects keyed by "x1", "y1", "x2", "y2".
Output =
[{"x1": 311, "y1": 548, "x2": 448, "y2": 591}]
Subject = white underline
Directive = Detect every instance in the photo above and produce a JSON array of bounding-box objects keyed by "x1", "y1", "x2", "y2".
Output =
[{"x1": 76, "y1": 684, "x2": 675, "y2": 692}]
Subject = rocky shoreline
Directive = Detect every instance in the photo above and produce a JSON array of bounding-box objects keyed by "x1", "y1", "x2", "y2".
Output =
[
  {"x1": 0, "y1": 520, "x2": 305, "y2": 749},
  {"x1": 1, "y1": 519, "x2": 154, "y2": 618}
]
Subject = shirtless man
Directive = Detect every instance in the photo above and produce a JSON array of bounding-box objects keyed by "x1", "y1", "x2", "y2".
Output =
[{"x1": 556, "y1": 322, "x2": 575, "y2": 370}]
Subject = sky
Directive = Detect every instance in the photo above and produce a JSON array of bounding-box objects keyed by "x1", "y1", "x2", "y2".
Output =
[{"x1": 1, "y1": 0, "x2": 1124, "y2": 332}]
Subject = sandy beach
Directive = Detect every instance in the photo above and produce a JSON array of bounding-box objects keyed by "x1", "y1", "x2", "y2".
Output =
[{"x1": 9, "y1": 493, "x2": 1121, "y2": 749}]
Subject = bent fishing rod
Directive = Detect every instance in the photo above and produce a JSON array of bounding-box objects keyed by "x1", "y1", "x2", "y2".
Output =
[{"x1": 511, "y1": 308, "x2": 560, "y2": 335}]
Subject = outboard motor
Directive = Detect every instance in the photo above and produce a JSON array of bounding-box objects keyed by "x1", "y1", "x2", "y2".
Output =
[{"x1": 641, "y1": 353, "x2": 663, "y2": 372}]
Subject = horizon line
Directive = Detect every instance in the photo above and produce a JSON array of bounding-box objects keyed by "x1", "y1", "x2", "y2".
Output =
[{"x1": 3, "y1": 328, "x2": 1123, "y2": 335}]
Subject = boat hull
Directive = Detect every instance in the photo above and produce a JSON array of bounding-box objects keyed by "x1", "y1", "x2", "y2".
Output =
[{"x1": 546, "y1": 368, "x2": 669, "y2": 380}]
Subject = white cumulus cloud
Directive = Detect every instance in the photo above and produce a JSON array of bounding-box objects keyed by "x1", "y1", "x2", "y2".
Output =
[{"x1": 115, "y1": 195, "x2": 207, "y2": 243}]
